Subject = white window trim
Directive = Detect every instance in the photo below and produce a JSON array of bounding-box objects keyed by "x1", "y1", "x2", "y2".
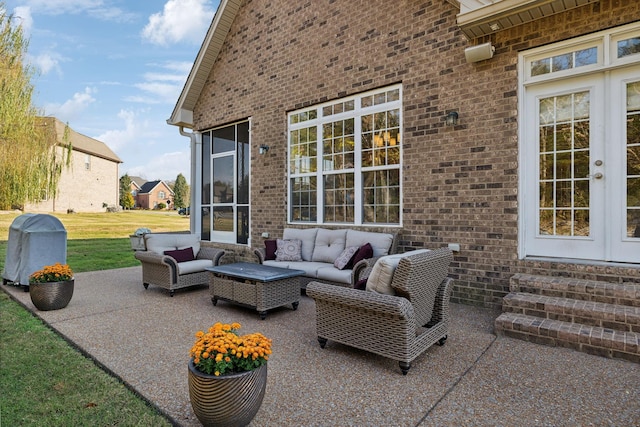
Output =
[{"x1": 287, "y1": 84, "x2": 403, "y2": 227}]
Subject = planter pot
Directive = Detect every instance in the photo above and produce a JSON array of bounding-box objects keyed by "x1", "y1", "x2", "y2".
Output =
[
  {"x1": 188, "y1": 360, "x2": 267, "y2": 427},
  {"x1": 29, "y1": 279, "x2": 74, "y2": 311}
]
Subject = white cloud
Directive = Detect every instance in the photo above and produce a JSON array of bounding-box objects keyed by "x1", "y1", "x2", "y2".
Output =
[
  {"x1": 127, "y1": 61, "x2": 193, "y2": 104},
  {"x1": 94, "y1": 109, "x2": 145, "y2": 152},
  {"x1": 126, "y1": 151, "x2": 190, "y2": 183},
  {"x1": 18, "y1": 0, "x2": 135, "y2": 22},
  {"x1": 44, "y1": 87, "x2": 96, "y2": 121},
  {"x1": 12, "y1": 6, "x2": 33, "y2": 35},
  {"x1": 30, "y1": 52, "x2": 64, "y2": 76},
  {"x1": 142, "y1": 0, "x2": 215, "y2": 46}
]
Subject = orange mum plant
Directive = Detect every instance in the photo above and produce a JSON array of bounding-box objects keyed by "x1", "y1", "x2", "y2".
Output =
[
  {"x1": 29, "y1": 263, "x2": 74, "y2": 284},
  {"x1": 190, "y1": 322, "x2": 272, "y2": 376}
]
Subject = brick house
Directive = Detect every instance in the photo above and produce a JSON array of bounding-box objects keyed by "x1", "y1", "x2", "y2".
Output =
[
  {"x1": 25, "y1": 118, "x2": 122, "y2": 213},
  {"x1": 168, "y1": 0, "x2": 640, "y2": 310},
  {"x1": 129, "y1": 177, "x2": 174, "y2": 209}
]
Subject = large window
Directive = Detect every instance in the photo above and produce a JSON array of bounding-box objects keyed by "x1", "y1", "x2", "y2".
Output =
[
  {"x1": 201, "y1": 120, "x2": 250, "y2": 244},
  {"x1": 288, "y1": 85, "x2": 402, "y2": 225}
]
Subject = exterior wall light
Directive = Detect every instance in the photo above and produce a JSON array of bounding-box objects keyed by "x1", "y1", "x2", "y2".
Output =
[
  {"x1": 259, "y1": 144, "x2": 270, "y2": 154},
  {"x1": 445, "y1": 111, "x2": 459, "y2": 126}
]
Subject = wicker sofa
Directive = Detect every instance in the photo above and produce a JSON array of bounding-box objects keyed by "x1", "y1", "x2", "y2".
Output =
[
  {"x1": 306, "y1": 248, "x2": 454, "y2": 375},
  {"x1": 254, "y1": 228, "x2": 398, "y2": 289},
  {"x1": 134, "y1": 233, "x2": 225, "y2": 296}
]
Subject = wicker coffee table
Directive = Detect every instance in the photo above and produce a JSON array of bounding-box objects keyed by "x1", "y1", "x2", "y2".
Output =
[{"x1": 206, "y1": 263, "x2": 304, "y2": 320}]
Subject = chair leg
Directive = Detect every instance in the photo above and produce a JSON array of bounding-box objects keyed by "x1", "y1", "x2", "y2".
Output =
[
  {"x1": 143, "y1": 283, "x2": 149, "y2": 289},
  {"x1": 317, "y1": 337, "x2": 327, "y2": 348},
  {"x1": 399, "y1": 361, "x2": 411, "y2": 375},
  {"x1": 169, "y1": 290, "x2": 175, "y2": 297},
  {"x1": 437, "y1": 335, "x2": 448, "y2": 346}
]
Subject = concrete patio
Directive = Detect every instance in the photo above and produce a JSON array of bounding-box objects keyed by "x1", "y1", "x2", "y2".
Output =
[{"x1": 2, "y1": 266, "x2": 639, "y2": 426}]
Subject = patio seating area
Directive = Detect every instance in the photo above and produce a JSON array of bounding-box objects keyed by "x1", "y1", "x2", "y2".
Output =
[{"x1": 2, "y1": 266, "x2": 639, "y2": 426}]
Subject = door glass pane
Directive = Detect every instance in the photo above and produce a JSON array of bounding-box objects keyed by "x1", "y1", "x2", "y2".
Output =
[
  {"x1": 538, "y1": 91, "x2": 591, "y2": 236},
  {"x1": 213, "y1": 156, "x2": 234, "y2": 203},
  {"x1": 627, "y1": 81, "x2": 640, "y2": 238},
  {"x1": 213, "y1": 206, "x2": 233, "y2": 232}
]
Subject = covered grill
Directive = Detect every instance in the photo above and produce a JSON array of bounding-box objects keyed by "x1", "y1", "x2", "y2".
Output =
[{"x1": 2, "y1": 214, "x2": 67, "y2": 287}]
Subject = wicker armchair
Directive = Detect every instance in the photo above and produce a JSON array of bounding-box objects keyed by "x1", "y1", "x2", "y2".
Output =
[
  {"x1": 306, "y1": 248, "x2": 453, "y2": 375},
  {"x1": 134, "y1": 233, "x2": 225, "y2": 296}
]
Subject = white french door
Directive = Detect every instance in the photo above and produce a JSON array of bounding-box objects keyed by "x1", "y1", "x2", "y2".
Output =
[{"x1": 523, "y1": 67, "x2": 640, "y2": 263}]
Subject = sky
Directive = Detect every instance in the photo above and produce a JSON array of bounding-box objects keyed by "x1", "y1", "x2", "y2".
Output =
[{"x1": 4, "y1": 0, "x2": 221, "y2": 184}]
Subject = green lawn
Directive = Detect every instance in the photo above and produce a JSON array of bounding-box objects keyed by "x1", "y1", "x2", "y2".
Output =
[{"x1": 0, "y1": 210, "x2": 189, "y2": 425}]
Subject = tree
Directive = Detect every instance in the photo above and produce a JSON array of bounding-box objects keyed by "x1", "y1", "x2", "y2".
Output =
[
  {"x1": 172, "y1": 173, "x2": 189, "y2": 209},
  {"x1": 119, "y1": 173, "x2": 134, "y2": 209},
  {"x1": 0, "y1": 5, "x2": 70, "y2": 210}
]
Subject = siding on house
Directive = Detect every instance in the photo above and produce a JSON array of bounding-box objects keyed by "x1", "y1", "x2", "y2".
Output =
[
  {"x1": 25, "y1": 118, "x2": 121, "y2": 213},
  {"x1": 171, "y1": 0, "x2": 640, "y2": 308}
]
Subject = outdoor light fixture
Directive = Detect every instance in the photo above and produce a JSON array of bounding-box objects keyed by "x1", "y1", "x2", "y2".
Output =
[
  {"x1": 445, "y1": 111, "x2": 458, "y2": 126},
  {"x1": 259, "y1": 144, "x2": 270, "y2": 154}
]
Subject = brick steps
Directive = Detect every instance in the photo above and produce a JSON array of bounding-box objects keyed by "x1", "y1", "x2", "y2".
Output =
[{"x1": 495, "y1": 274, "x2": 640, "y2": 363}]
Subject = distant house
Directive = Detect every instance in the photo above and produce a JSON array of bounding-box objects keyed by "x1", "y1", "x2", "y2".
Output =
[
  {"x1": 25, "y1": 117, "x2": 122, "y2": 213},
  {"x1": 129, "y1": 177, "x2": 174, "y2": 209}
]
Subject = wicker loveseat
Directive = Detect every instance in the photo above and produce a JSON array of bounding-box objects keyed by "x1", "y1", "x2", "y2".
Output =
[
  {"x1": 254, "y1": 228, "x2": 398, "y2": 289},
  {"x1": 306, "y1": 248, "x2": 454, "y2": 375},
  {"x1": 134, "y1": 233, "x2": 225, "y2": 296}
]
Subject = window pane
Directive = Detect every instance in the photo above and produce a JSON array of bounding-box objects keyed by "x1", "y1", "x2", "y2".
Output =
[
  {"x1": 202, "y1": 133, "x2": 211, "y2": 204},
  {"x1": 213, "y1": 127, "x2": 235, "y2": 154},
  {"x1": 618, "y1": 37, "x2": 640, "y2": 58},
  {"x1": 289, "y1": 85, "x2": 401, "y2": 225}
]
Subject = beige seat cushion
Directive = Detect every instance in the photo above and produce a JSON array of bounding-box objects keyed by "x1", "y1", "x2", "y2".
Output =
[{"x1": 366, "y1": 249, "x2": 431, "y2": 295}]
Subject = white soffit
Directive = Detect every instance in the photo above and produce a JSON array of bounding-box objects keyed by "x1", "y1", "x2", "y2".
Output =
[{"x1": 455, "y1": 0, "x2": 599, "y2": 39}]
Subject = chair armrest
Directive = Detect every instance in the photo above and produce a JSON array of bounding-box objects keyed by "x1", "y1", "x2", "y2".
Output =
[
  {"x1": 134, "y1": 250, "x2": 176, "y2": 267},
  {"x1": 352, "y1": 256, "x2": 383, "y2": 284},
  {"x1": 307, "y1": 281, "x2": 413, "y2": 319},
  {"x1": 253, "y1": 248, "x2": 266, "y2": 264},
  {"x1": 428, "y1": 277, "x2": 453, "y2": 326},
  {"x1": 197, "y1": 247, "x2": 225, "y2": 265}
]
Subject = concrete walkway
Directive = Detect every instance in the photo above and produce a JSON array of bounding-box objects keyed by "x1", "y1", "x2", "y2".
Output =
[{"x1": 3, "y1": 267, "x2": 639, "y2": 426}]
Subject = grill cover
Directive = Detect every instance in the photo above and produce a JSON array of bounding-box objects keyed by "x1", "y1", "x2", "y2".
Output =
[{"x1": 2, "y1": 214, "x2": 67, "y2": 286}]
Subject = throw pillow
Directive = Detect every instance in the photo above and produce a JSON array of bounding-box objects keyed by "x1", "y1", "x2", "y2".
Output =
[
  {"x1": 333, "y1": 246, "x2": 359, "y2": 270},
  {"x1": 275, "y1": 239, "x2": 303, "y2": 261},
  {"x1": 366, "y1": 249, "x2": 432, "y2": 295},
  {"x1": 355, "y1": 278, "x2": 368, "y2": 290},
  {"x1": 264, "y1": 239, "x2": 277, "y2": 260},
  {"x1": 164, "y1": 247, "x2": 195, "y2": 263},
  {"x1": 350, "y1": 243, "x2": 373, "y2": 268}
]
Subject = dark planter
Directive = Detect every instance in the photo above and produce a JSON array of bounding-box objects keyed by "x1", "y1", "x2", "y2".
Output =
[
  {"x1": 188, "y1": 360, "x2": 267, "y2": 427},
  {"x1": 29, "y1": 279, "x2": 74, "y2": 311}
]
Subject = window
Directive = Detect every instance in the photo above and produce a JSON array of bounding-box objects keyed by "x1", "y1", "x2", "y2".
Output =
[
  {"x1": 159, "y1": 191, "x2": 166, "y2": 200},
  {"x1": 288, "y1": 85, "x2": 402, "y2": 225},
  {"x1": 84, "y1": 154, "x2": 91, "y2": 170},
  {"x1": 201, "y1": 120, "x2": 250, "y2": 244}
]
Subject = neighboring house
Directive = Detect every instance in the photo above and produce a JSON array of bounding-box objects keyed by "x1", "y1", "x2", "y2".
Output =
[
  {"x1": 129, "y1": 177, "x2": 174, "y2": 209},
  {"x1": 168, "y1": 0, "x2": 640, "y2": 308},
  {"x1": 25, "y1": 117, "x2": 122, "y2": 213}
]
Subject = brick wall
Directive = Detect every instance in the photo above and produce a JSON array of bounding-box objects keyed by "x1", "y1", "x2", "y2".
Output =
[
  {"x1": 25, "y1": 147, "x2": 119, "y2": 213},
  {"x1": 194, "y1": 0, "x2": 640, "y2": 308}
]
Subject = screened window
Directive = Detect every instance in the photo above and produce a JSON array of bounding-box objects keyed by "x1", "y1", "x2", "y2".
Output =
[
  {"x1": 201, "y1": 120, "x2": 250, "y2": 244},
  {"x1": 288, "y1": 85, "x2": 401, "y2": 225}
]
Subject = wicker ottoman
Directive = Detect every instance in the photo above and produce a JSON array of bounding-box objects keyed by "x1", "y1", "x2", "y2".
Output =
[{"x1": 206, "y1": 263, "x2": 304, "y2": 320}]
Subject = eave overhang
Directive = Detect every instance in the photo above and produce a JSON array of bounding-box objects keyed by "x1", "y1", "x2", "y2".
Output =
[{"x1": 453, "y1": 0, "x2": 599, "y2": 40}]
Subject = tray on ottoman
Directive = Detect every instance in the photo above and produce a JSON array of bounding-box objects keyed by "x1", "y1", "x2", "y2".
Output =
[{"x1": 206, "y1": 263, "x2": 304, "y2": 319}]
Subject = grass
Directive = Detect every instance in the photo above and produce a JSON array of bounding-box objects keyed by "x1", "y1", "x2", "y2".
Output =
[
  {"x1": 0, "y1": 210, "x2": 189, "y2": 425},
  {"x1": 0, "y1": 210, "x2": 189, "y2": 273}
]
